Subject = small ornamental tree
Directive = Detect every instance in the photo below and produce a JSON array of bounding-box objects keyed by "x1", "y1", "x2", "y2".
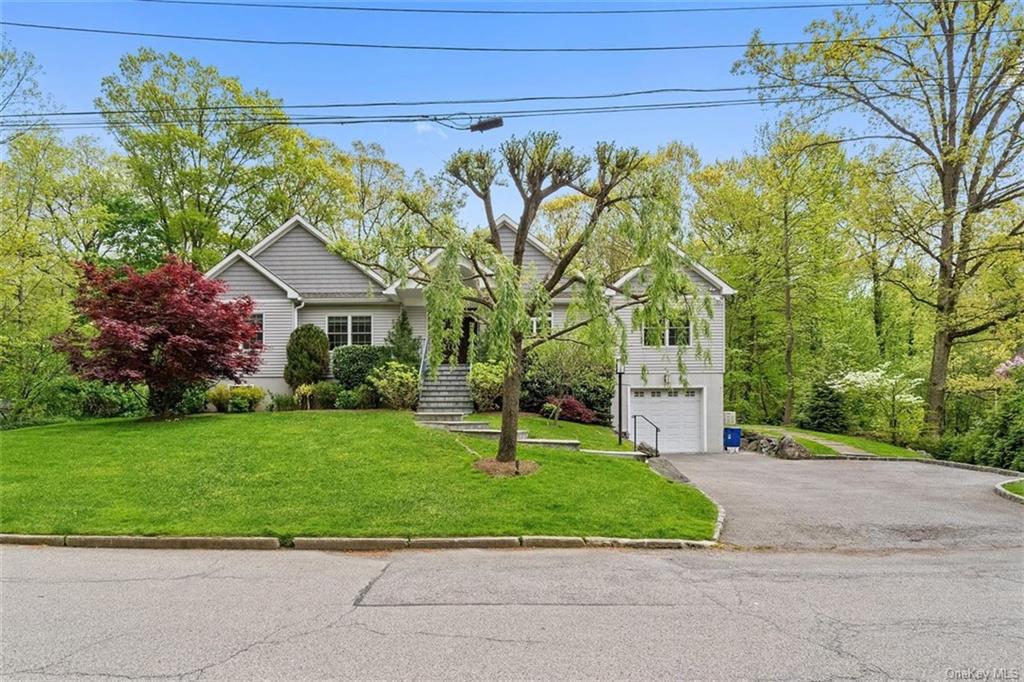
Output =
[
  {"x1": 385, "y1": 307, "x2": 421, "y2": 367},
  {"x1": 60, "y1": 256, "x2": 262, "y2": 415},
  {"x1": 339, "y1": 132, "x2": 708, "y2": 463},
  {"x1": 284, "y1": 324, "x2": 329, "y2": 388}
]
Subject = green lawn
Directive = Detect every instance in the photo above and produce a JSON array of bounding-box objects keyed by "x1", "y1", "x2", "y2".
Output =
[
  {"x1": 742, "y1": 424, "x2": 924, "y2": 458},
  {"x1": 1002, "y1": 480, "x2": 1024, "y2": 497},
  {"x1": 480, "y1": 412, "x2": 634, "y2": 452},
  {"x1": 0, "y1": 411, "x2": 716, "y2": 540}
]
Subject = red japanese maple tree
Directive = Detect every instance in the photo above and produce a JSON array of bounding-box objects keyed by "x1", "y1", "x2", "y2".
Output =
[{"x1": 61, "y1": 256, "x2": 263, "y2": 415}]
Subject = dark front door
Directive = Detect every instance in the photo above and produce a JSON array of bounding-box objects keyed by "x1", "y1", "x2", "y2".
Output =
[{"x1": 457, "y1": 315, "x2": 475, "y2": 364}]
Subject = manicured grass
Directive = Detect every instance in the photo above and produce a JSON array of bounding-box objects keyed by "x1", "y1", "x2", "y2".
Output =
[
  {"x1": 742, "y1": 424, "x2": 924, "y2": 458},
  {"x1": 0, "y1": 411, "x2": 716, "y2": 540},
  {"x1": 480, "y1": 412, "x2": 634, "y2": 452},
  {"x1": 1002, "y1": 480, "x2": 1024, "y2": 497}
]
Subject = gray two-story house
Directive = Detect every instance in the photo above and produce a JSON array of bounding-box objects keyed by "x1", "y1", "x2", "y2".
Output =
[{"x1": 206, "y1": 214, "x2": 734, "y2": 452}]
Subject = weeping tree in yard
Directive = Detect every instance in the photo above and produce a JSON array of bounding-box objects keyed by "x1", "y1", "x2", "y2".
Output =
[
  {"x1": 737, "y1": 0, "x2": 1024, "y2": 434},
  {"x1": 339, "y1": 132, "x2": 708, "y2": 463}
]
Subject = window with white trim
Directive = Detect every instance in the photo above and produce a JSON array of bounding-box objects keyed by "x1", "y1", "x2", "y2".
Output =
[
  {"x1": 642, "y1": 317, "x2": 691, "y2": 347},
  {"x1": 529, "y1": 310, "x2": 555, "y2": 336},
  {"x1": 245, "y1": 313, "x2": 264, "y2": 348},
  {"x1": 326, "y1": 315, "x2": 372, "y2": 350}
]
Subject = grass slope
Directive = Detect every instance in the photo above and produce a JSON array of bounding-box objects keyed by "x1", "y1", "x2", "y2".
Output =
[
  {"x1": 1, "y1": 411, "x2": 716, "y2": 540},
  {"x1": 481, "y1": 412, "x2": 634, "y2": 452},
  {"x1": 743, "y1": 424, "x2": 924, "y2": 458}
]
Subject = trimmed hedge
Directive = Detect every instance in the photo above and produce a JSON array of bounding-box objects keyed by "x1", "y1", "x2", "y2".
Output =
[{"x1": 332, "y1": 345, "x2": 390, "y2": 389}]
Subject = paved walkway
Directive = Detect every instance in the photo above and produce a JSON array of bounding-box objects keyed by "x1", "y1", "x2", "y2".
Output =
[
  {"x1": 753, "y1": 426, "x2": 872, "y2": 455},
  {"x1": 665, "y1": 451, "x2": 1024, "y2": 550},
  {"x1": 2, "y1": 545, "x2": 1022, "y2": 681}
]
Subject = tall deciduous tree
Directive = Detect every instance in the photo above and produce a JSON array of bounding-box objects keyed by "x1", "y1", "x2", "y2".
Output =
[
  {"x1": 0, "y1": 42, "x2": 45, "y2": 143},
  {"x1": 691, "y1": 123, "x2": 852, "y2": 424},
  {"x1": 96, "y1": 49, "x2": 354, "y2": 267},
  {"x1": 61, "y1": 257, "x2": 262, "y2": 415},
  {"x1": 737, "y1": 0, "x2": 1024, "y2": 433},
  {"x1": 341, "y1": 132, "x2": 704, "y2": 463}
]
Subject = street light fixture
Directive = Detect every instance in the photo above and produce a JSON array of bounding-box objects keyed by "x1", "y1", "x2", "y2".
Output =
[{"x1": 614, "y1": 350, "x2": 624, "y2": 445}]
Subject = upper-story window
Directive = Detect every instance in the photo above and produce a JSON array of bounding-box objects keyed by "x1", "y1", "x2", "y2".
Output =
[
  {"x1": 642, "y1": 317, "x2": 690, "y2": 347},
  {"x1": 530, "y1": 310, "x2": 555, "y2": 336},
  {"x1": 245, "y1": 313, "x2": 264, "y2": 348},
  {"x1": 327, "y1": 315, "x2": 372, "y2": 350}
]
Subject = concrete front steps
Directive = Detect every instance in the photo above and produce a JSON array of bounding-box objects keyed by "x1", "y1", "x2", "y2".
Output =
[
  {"x1": 417, "y1": 364, "x2": 473, "y2": 415},
  {"x1": 414, "y1": 412, "x2": 581, "y2": 450}
]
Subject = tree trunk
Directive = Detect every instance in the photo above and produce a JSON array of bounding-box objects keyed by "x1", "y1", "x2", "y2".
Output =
[
  {"x1": 924, "y1": 326, "x2": 953, "y2": 434},
  {"x1": 496, "y1": 336, "x2": 524, "y2": 463},
  {"x1": 782, "y1": 209, "x2": 795, "y2": 425},
  {"x1": 870, "y1": 255, "x2": 885, "y2": 358}
]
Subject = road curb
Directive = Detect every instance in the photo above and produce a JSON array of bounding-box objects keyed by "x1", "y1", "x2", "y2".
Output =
[
  {"x1": 994, "y1": 479, "x2": 1024, "y2": 506},
  {"x1": 408, "y1": 536, "x2": 522, "y2": 549},
  {"x1": 63, "y1": 535, "x2": 280, "y2": 550},
  {"x1": 0, "y1": 533, "x2": 717, "y2": 551},
  {"x1": 0, "y1": 534, "x2": 65, "y2": 546},
  {"x1": 293, "y1": 537, "x2": 409, "y2": 551},
  {"x1": 806, "y1": 454, "x2": 1020, "y2": 477}
]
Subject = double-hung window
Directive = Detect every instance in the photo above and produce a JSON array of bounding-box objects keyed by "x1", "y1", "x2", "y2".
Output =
[
  {"x1": 326, "y1": 315, "x2": 372, "y2": 350},
  {"x1": 642, "y1": 317, "x2": 690, "y2": 347},
  {"x1": 245, "y1": 313, "x2": 264, "y2": 348},
  {"x1": 529, "y1": 310, "x2": 555, "y2": 336}
]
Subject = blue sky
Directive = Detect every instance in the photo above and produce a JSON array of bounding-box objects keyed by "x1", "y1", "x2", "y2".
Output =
[{"x1": 3, "y1": 0, "x2": 855, "y2": 216}]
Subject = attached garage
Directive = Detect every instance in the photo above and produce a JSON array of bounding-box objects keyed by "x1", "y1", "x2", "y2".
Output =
[{"x1": 629, "y1": 387, "x2": 703, "y2": 453}]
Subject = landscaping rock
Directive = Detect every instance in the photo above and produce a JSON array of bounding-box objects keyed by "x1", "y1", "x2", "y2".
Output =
[
  {"x1": 775, "y1": 435, "x2": 812, "y2": 459},
  {"x1": 293, "y1": 537, "x2": 408, "y2": 551},
  {"x1": 740, "y1": 431, "x2": 811, "y2": 459}
]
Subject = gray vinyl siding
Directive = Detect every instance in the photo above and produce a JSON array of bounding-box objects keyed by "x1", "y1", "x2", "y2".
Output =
[
  {"x1": 615, "y1": 293, "x2": 726, "y2": 376},
  {"x1": 497, "y1": 224, "x2": 555, "y2": 282},
  {"x1": 246, "y1": 299, "x2": 295, "y2": 379},
  {"x1": 216, "y1": 260, "x2": 288, "y2": 299},
  {"x1": 297, "y1": 304, "x2": 407, "y2": 346},
  {"x1": 405, "y1": 305, "x2": 428, "y2": 339},
  {"x1": 254, "y1": 225, "x2": 380, "y2": 296}
]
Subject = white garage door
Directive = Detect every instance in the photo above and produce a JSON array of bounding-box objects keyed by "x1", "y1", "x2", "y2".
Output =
[{"x1": 631, "y1": 388, "x2": 702, "y2": 453}]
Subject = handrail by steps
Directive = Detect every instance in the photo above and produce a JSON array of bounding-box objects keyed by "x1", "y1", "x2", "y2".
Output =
[{"x1": 632, "y1": 414, "x2": 661, "y2": 456}]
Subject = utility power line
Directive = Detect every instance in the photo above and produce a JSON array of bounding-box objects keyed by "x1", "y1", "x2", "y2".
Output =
[
  {"x1": 0, "y1": 93, "x2": 897, "y2": 132},
  {"x1": 2, "y1": 20, "x2": 1018, "y2": 54},
  {"x1": 132, "y1": 0, "x2": 982, "y2": 16},
  {"x1": 1, "y1": 81, "x2": 929, "y2": 120}
]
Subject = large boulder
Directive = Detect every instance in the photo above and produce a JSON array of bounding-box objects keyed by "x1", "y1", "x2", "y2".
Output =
[
  {"x1": 740, "y1": 431, "x2": 811, "y2": 459},
  {"x1": 774, "y1": 435, "x2": 812, "y2": 460}
]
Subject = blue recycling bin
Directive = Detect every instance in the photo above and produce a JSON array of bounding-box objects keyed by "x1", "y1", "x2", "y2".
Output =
[{"x1": 723, "y1": 427, "x2": 742, "y2": 451}]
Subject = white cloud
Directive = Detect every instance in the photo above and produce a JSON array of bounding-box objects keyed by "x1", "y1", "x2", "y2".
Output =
[{"x1": 414, "y1": 121, "x2": 447, "y2": 139}]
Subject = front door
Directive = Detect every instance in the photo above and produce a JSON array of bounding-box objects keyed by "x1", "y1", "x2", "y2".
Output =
[{"x1": 457, "y1": 315, "x2": 475, "y2": 364}]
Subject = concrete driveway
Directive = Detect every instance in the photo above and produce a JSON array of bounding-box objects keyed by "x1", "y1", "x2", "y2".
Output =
[{"x1": 665, "y1": 451, "x2": 1024, "y2": 550}]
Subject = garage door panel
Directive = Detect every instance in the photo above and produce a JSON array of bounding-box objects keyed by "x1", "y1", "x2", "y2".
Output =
[{"x1": 631, "y1": 388, "x2": 702, "y2": 452}]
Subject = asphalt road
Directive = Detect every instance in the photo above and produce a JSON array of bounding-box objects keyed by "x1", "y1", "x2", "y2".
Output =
[{"x1": 2, "y1": 456, "x2": 1022, "y2": 681}]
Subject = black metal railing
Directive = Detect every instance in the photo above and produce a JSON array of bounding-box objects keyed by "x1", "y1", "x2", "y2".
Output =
[{"x1": 632, "y1": 414, "x2": 660, "y2": 456}]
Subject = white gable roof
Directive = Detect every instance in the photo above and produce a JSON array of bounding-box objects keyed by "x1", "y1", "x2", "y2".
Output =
[
  {"x1": 611, "y1": 244, "x2": 736, "y2": 296},
  {"x1": 249, "y1": 215, "x2": 389, "y2": 288},
  {"x1": 493, "y1": 214, "x2": 559, "y2": 262},
  {"x1": 206, "y1": 250, "x2": 302, "y2": 300}
]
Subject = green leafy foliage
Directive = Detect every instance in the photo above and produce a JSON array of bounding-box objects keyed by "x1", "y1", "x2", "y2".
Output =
[
  {"x1": 206, "y1": 384, "x2": 265, "y2": 413},
  {"x1": 798, "y1": 382, "x2": 848, "y2": 434},
  {"x1": 331, "y1": 345, "x2": 389, "y2": 389},
  {"x1": 368, "y1": 361, "x2": 419, "y2": 410},
  {"x1": 468, "y1": 363, "x2": 504, "y2": 412},
  {"x1": 521, "y1": 344, "x2": 614, "y2": 425},
  {"x1": 284, "y1": 325, "x2": 329, "y2": 389},
  {"x1": 269, "y1": 394, "x2": 296, "y2": 412},
  {"x1": 385, "y1": 308, "x2": 421, "y2": 367}
]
